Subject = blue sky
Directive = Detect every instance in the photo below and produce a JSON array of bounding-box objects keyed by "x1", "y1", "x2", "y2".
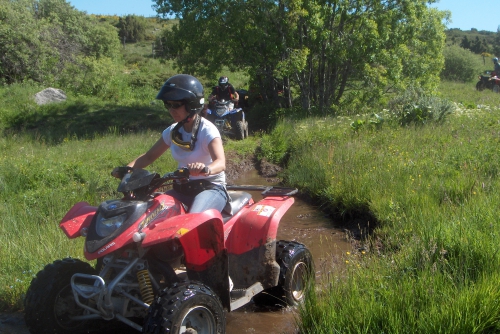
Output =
[
  {"x1": 430, "y1": 0, "x2": 499, "y2": 32},
  {"x1": 69, "y1": 0, "x2": 499, "y2": 33}
]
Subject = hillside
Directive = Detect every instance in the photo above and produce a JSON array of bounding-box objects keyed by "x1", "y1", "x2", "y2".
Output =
[{"x1": 445, "y1": 28, "x2": 498, "y2": 55}]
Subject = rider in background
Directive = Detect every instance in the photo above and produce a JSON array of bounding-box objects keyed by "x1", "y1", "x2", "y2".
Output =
[
  {"x1": 209, "y1": 76, "x2": 239, "y2": 104},
  {"x1": 493, "y1": 57, "x2": 500, "y2": 77}
]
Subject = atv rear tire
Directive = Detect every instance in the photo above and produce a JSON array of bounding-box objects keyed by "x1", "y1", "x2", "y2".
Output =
[
  {"x1": 143, "y1": 281, "x2": 225, "y2": 334},
  {"x1": 235, "y1": 120, "x2": 245, "y2": 140},
  {"x1": 24, "y1": 258, "x2": 97, "y2": 334},
  {"x1": 244, "y1": 121, "x2": 249, "y2": 138},
  {"x1": 476, "y1": 81, "x2": 485, "y2": 91},
  {"x1": 253, "y1": 240, "x2": 314, "y2": 307}
]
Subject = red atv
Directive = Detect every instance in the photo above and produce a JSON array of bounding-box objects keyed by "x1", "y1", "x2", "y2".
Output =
[
  {"x1": 476, "y1": 71, "x2": 500, "y2": 92},
  {"x1": 24, "y1": 167, "x2": 314, "y2": 334}
]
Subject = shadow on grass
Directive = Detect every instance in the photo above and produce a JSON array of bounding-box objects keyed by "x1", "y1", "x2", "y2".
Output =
[{"x1": 3, "y1": 101, "x2": 172, "y2": 144}]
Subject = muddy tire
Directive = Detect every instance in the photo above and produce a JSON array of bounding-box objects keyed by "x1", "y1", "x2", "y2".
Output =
[
  {"x1": 143, "y1": 281, "x2": 225, "y2": 334},
  {"x1": 24, "y1": 258, "x2": 97, "y2": 334},
  {"x1": 244, "y1": 121, "x2": 249, "y2": 138},
  {"x1": 476, "y1": 81, "x2": 485, "y2": 91},
  {"x1": 235, "y1": 120, "x2": 245, "y2": 140},
  {"x1": 253, "y1": 240, "x2": 314, "y2": 307}
]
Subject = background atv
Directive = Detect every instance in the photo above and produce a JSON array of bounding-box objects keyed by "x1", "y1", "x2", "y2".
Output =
[
  {"x1": 476, "y1": 71, "x2": 500, "y2": 92},
  {"x1": 206, "y1": 99, "x2": 249, "y2": 140}
]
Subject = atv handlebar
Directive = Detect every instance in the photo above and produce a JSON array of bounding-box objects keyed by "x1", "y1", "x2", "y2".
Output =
[
  {"x1": 113, "y1": 167, "x2": 210, "y2": 199},
  {"x1": 113, "y1": 167, "x2": 296, "y2": 199},
  {"x1": 111, "y1": 166, "x2": 134, "y2": 179}
]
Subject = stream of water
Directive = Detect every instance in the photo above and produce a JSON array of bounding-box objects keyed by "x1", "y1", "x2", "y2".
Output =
[{"x1": 225, "y1": 169, "x2": 350, "y2": 334}]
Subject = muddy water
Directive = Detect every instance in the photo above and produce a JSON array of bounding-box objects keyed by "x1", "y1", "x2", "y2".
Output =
[{"x1": 225, "y1": 169, "x2": 350, "y2": 334}]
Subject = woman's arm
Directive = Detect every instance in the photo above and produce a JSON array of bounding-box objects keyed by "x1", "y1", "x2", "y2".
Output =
[
  {"x1": 127, "y1": 137, "x2": 169, "y2": 169},
  {"x1": 187, "y1": 137, "x2": 225, "y2": 176}
]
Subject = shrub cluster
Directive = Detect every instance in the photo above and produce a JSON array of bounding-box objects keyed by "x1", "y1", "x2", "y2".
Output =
[
  {"x1": 441, "y1": 44, "x2": 483, "y2": 82},
  {"x1": 388, "y1": 86, "x2": 455, "y2": 126}
]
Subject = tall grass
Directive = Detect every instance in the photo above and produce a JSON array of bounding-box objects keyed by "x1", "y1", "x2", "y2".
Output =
[
  {"x1": 0, "y1": 131, "x2": 178, "y2": 309},
  {"x1": 258, "y1": 83, "x2": 500, "y2": 332},
  {"x1": 4, "y1": 65, "x2": 500, "y2": 334},
  {"x1": 0, "y1": 117, "x2": 259, "y2": 310}
]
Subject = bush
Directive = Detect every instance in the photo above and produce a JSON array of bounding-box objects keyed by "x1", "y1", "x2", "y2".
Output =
[
  {"x1": 57, "y1": 57, "x2": 126, "y2": 100},
  {"x1": 441, "y1": 45, "x2": 483, "y2": 82},
  {"x1": 388, "y1": 86, "x2": 455, "y2": 126}
]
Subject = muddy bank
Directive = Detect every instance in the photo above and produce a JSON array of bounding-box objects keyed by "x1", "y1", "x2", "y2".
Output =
[
  {"x1": 225, "y1": 151, "x2": 282, "y2": 184},
  {"x1": 226, "y1": 151, "x2": 374, "y2": 252}
]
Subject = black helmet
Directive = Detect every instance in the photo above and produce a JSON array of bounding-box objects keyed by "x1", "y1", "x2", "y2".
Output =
[
  {"x1": 218, "y1": 76, "x2": 229, "y2": 89},
  {"x1": 156, "y1": 74, "x2": 205, "y2": 115}
]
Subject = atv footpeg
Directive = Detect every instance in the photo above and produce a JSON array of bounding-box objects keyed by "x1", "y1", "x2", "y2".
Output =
[{"x1": 229, "y1": 282, "x2": 263, "y2": 311}]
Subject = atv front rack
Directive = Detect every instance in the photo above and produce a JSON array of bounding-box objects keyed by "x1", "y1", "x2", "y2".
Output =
[{"x1": 226, "y1": 185, "x2": 298, "y2": 197}]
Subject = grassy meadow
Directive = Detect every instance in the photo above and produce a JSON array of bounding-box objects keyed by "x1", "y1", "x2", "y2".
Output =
[
  {"x1": 0, "y1": 84, "x2": 259, "y2": 309},
  {"x1": 3, "y1": 73, "x2": 500, "y2": 333},
  {"x1": 256, "y1": 82, "x2": 500, "y2": 333}
]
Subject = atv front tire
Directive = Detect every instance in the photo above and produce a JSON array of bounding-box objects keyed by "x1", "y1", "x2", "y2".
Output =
[
  {"x1": 253, "y1": 240, "x2": 314, "y2": 307},
  {"x1": 143, "y1": 281, "x2": 225, "y2": 334},
  {"x1": 244, "y1": 121, "x2": 249, "y2": 138},
  {"x1": 24, "y1": 258, "x2": 97, "y2": 334},
  {"x1": 235, "y1": 120, "x2": 245, "y2": 140}
]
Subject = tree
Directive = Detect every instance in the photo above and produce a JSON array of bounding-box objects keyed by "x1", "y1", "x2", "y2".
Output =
[
  {"x1": 117, "y1": 15, "x2": 148, "y2": 43},
  {"x1": 460, "y1": 35, "x2": 471, "y2": 50},
  {"x1": 493, "y1": 28, "x2": 500, "y2": 57},
  {"x1": 441, "y1": 44, "x2": 482, "y2": 82},
  {"x1": 153, "y1": 0, "x2": 447, "y2": 114},
  {"x1": 0, "y1": 0, "x2": 120, "y2": 84},
  {"x1": 471, "y1": 37, "x2": 482, "y2": 53}
]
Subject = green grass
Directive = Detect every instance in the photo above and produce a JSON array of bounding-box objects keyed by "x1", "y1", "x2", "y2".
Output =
[
  {"x1": 256, "y1": 81, "x2": 500, "y2": 333},
  {"x1": 3, "y1": 72, "x2": 500, "y2": 334},
  {"x1": 438, "y1": 80, "x2": 500, "y2": 108},
  {"x1": 0, "y1": 117, "x2": 258, "y2": 310},
  {"x1": 0, "y1": 130, "x2": 177, "y2": 309}
]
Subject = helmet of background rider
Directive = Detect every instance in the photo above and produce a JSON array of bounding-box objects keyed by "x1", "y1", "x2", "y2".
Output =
[
  {"x1": 156, "y1": 74, "x2": 205, "y2": 116},
  {"x1": 218, "y1": 76, "x2": 229, "y2": 90}
]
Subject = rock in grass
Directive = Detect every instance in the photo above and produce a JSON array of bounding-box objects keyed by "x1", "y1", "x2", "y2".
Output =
[{"x1": 34, "y1": 88, "x2": 67, "y2": 105}]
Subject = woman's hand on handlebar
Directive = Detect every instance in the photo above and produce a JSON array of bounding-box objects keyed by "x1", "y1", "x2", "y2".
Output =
[
  {"x1": 186, "y1": 163, "x2": 210, "y2": 176},
  {"x1": 111, "y1": 166, "x2": 133, "y2": 179}
]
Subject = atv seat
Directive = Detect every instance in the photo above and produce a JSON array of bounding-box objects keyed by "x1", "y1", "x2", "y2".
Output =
[{"x1": 222, "y1": 191, "x2": 252, "y2": 223}]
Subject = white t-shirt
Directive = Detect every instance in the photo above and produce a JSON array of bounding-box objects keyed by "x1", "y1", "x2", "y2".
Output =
[{"x1": 162, "y1": 117, "x2": 225, "y2": 184}]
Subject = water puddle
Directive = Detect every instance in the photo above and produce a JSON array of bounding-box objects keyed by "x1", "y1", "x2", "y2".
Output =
[{"x1": 226, "y1": 169, "x2": 351, "y2": 334}]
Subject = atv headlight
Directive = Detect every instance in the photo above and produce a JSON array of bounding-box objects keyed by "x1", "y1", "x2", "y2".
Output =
[{"x1": 96, "y1": 213, "x2": 127, "y2": 237}]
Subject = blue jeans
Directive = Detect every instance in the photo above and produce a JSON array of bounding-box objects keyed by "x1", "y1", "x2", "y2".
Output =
[{"x1": 166, "y1": 186, "x2": 228, "y2": 213}]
